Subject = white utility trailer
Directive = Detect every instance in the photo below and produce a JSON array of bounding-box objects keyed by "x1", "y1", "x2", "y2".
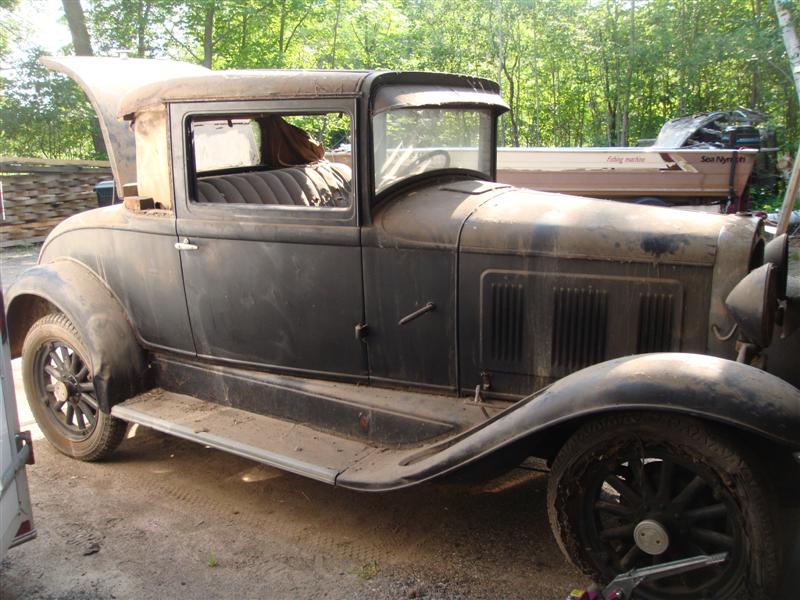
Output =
[{"x1": 0, "y1": 287, "x2": 35, "y2": 558}]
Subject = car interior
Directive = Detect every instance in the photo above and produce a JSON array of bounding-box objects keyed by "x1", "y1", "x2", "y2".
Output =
[{"x1": 190, "y1": 113, "x2": 352, "y2": 208}]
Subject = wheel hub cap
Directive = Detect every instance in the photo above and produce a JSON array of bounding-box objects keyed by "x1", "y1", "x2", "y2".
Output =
[
  {"x1": 633, "y1": 519, "x2": 669, "y2": 555},
  {"x1": 54, "y1": 381, "x2": 70, "y2": 403}
]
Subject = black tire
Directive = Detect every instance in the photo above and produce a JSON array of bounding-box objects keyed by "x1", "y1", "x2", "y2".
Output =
[
  {"x1": 22, "y1": 313, "x2": 127, "y2": 461},
  {"x1": 634, "y1": 196, "x2": 669, "y2": 206},
  {"x1": 547, "y1": 412, "x2": 779, "y2": 600}
]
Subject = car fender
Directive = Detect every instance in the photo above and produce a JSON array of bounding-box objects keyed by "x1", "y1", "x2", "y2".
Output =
[
  {"x1": 337, "y1": 353, "x2": 800, "y2": 490},
  {"x1": 5, "y1": 259, "x2": 148, "y2": 413}
]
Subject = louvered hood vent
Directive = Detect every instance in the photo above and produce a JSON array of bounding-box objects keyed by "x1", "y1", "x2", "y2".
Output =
[
  {"x1": 551, "y1": 287, "x2": 608, "y2": 376},
  {"x1": 637, "y1": 293, "x2": 675, "y2": 353},
  {"x1": 478, "y1": 271, "x2": 685, "y2": 389},
  {"x1": 488, "y1": 282, "x2": 525, "y2": 364}
]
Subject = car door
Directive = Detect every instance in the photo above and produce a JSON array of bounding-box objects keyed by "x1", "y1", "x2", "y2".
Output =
[{"x1": 170, "y1": 99, "x2": 367, "y2": 379}]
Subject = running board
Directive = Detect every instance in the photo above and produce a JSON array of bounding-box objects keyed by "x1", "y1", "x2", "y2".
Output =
[
  {"x1": 152, "y1": 355, "x2": 494, "y2": 446},
  {"x1": 111, "y1": 386, "x2": 531, "y2": 492},
  {"x1": 111, "y1": 389, "x2": 379, "y2": 484}
]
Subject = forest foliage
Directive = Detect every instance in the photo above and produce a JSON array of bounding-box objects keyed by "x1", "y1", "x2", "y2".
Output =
[{"x1": 1, "y1": 0, "x2": 798, "y2": 160}]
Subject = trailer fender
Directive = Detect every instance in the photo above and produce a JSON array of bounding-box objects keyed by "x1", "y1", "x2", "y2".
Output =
[
  {"x1": 338, "y1": 353, "x2": 800, "y2": 490},
  {"x1": 5, "y1": 260, "x2": 148, "y2": 413}
]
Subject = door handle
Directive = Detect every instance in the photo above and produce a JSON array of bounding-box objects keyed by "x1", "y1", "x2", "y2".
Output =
[
  {"x1": 174, "y1": 238, "x2": 198, "y2": 251},
  {"x1": 398, "y1": 302, "x2": 436, "y2": 326}
]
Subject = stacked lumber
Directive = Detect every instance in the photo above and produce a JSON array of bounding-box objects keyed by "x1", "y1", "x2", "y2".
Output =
[{"x1": 1, "y1": 158, "x2": 112, "y2": 244}]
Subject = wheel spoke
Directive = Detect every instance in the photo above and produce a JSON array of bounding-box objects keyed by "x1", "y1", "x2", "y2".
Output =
[
  {"x1": 605, "y1": 475, "x2": 643, "y2": 506},
  {"x1": 79, "y1": 382, "x2": 94, "y2": 393},
  {"x1": 67, "y1": 349, "x2": 78, "y2": 373},
  {"x1": 50, "y1": 347, "x2": 69, "y2": 375},
  {"x1": 628, "y1": 445, "x2": 656, "y2": 500},
  {"x1": 670, "y1": 475, "x2": 705, "y2": 510},
  {"x1": 75, "y1": 364, "x2": 89, "y2": 381},
  {"x1": 684, "y1": 503, "x2": 727, "y2": 522},
  {"x1": 656, "y1": 460, "x2": 674, "y2": 500},
  {"x1": 74, "y1": 404, "x2": 86, "y2": 430},
  {"x1": 53, "y1": 400, "x2": 67, "y2": 412},
  {"x1": 600, "y1": 523, "x2": 636, "y2": 541},
  {"x1": 690, "y1": 527, "x2": 734, "y2": 548},
  {"x1": 45, "y1": 384, "x2": 55, "y2": 392},
  {"x1": 81, "y1": 393, "x2": 99, "y2": 410},
  {"x1": 620, "y1": 544, "x2": 643, "y2": 570},
  {"x1": 77, "y1": 400, "x2": 96, "y2": 426},
  {"x1": 44, "y1": 365, "x2": 63, "y2": 381},
  {"x1": 65, "y1": 404, "x2": 75, "y2": 426},
  {"x1": 594, "y1": 500, "x2": 634, "y2": 517}
]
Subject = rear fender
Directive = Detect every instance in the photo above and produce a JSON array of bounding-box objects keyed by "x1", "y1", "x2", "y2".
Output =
[
  {"x1": 338, "y1": 353, "x2": 800, "y2": 490},
  {"x1": 5, "y1": 260, "x2": 148, "y2": 412}
]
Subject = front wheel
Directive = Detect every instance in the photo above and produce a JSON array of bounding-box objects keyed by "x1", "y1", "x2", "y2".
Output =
[
  {"x1": 22, "y1": 313, "x2": 127, "y2": 461},
  {"x1": 547, "y1": 412, "x2": 779, "y2": 600}
]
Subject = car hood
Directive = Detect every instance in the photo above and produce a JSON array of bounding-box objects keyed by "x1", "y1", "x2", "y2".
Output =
[{"x1": 379, "y1": 179, "x2": 735, "y2": 266}]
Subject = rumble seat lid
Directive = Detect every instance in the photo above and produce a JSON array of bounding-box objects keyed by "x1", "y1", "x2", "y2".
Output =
[{"x1": 40, "y1": 56, "x2": 209, "y2": 196}]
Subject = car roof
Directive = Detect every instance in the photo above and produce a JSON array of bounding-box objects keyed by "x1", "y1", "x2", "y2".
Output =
[
  {"x1": 118, "y1": 69, "x2": 375, "y2": 117},
  {"x1": 41, "y1": 56, "x2": 504, "y2": 196}
]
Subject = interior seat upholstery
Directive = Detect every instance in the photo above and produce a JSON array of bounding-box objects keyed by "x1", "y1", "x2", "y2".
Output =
[{"x1": 196, "y1": 161, "x2": 352, "y2": 208}]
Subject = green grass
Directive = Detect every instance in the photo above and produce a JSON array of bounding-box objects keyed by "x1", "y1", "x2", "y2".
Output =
[{"x1": 349, "y1": 560, "x2": 380, "y2": 580}]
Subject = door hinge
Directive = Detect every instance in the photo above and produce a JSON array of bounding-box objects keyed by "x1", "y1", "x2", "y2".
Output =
[
  {"x1": 480, "y1": 371, "x2": 492, "y2": 391},
  {"x1": 354, "y1": 323, "x2": 369, "y2": 340}
]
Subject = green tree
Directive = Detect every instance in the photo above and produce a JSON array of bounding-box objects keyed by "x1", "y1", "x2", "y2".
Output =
[{"x1": 0, "y1": 48, "x2": 103, "y2": 159}]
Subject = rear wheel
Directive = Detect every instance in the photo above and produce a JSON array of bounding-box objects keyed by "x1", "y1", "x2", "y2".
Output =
[
  {"x1": 634, "y1": 196, "x2": 669, "y2": 206},
  {"x1": 22, "y1": 313, "x2": 127, "y2": 461},
  {"x1": 547, "y1": 412, "x2": 778, "y2": 600}
]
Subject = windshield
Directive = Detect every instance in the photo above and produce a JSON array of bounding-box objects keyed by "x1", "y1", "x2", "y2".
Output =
[{"x1": 372, "y1": 107, "x2": 493, "y2": 194}]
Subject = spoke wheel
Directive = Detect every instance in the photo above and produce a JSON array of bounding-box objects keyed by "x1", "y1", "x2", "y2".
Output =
[
  {"x1": 547, "y1": 412, "x2": 779, "y2": 600},
  {"x1": 584, "y1": 447, "x2": 741, "y2": 597},
  {"x1": 33, "y1": 340, "x2": 99, "y2": 439},
  {"x1": 22, "y1": 313, "x2": 128, "y2": 461}
]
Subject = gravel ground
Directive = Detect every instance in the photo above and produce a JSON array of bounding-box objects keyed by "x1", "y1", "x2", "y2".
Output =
[
  {"x1": 1, "y1": 244, "x2": 38, "y2": 296},
  {"x1": 1, "y1": 415, "x2": 582, "y2": 600}
]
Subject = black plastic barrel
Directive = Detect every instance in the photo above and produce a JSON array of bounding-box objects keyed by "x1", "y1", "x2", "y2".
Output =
[{"x1": 94, "y1": 180, "x2": 117, "y2": 207}]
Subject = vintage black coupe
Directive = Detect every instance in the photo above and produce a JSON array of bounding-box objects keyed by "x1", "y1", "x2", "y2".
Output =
[{"x1": 6, "y1": 56, "x2": 800, "y2": 599}]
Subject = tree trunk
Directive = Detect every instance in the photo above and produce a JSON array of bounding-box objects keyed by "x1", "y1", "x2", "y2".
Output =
[
  {"x1": 495, "y1": 0, "x2": 505, "y2": 146},
  {"x1": 330, "y1": 0, "x2": 341, "y2": 68},
  {"x1": 61, "y1": 0, "x2": 93, "y2": 56},
  {"x1": 532, "y1": 0, "x2": 541, "y2": 145},
  {"x1": 278, "y1": 0, "x2": 287, "y2": 61},
  {"x1": 502, "y1": 60, "x2": 520, "y2": 147},
  {"x1": 203, "y1": 3, "x2": 215, "y2": 68},
  {"x1": 619, "y1": 0, "x2": 635, "y2": 147},
  {"x1": 60, "y1": 0, "x2": 106, "y2": 157},
  {"x1": 775, "y1": 0, "x2": 800, "y2": 102},
  {"x1": 136, "y1": 0, "x2": 151, "y2": 57},
  {"x1": 774, "y1": 0, "x2": 800, "y2": 235}
]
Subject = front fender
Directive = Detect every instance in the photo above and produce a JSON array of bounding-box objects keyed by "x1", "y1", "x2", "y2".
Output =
[
  {"x1": 338, "y1": 353, "x2": 800, "y2": 491},
  {"x1": 6, "y1": 260, "x2": 148, "y2": 412}
]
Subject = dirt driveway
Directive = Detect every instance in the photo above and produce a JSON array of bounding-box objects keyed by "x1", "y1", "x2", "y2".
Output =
[{"x1": 1, "y1": 422, "x2": 582, "y2": 599}]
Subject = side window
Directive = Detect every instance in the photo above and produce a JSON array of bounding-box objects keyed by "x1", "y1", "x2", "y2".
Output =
[{"x1": 188, "y1": 112, "x2": 353, "y2": 209}]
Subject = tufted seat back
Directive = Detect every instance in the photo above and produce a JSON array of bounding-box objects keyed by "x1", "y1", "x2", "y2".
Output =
[{"x1": 196, "y1": 161, "x2": 352, "y2": 208}]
